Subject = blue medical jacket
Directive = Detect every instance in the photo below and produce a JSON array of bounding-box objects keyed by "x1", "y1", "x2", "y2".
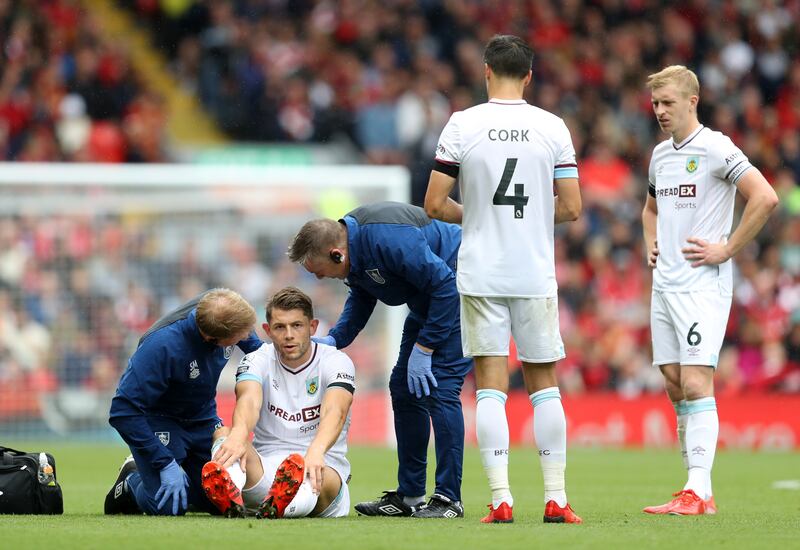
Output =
[
  {"x1": 328, "y1": 202, "x2": 461, "y2": 351},
  {"x1": 109, "y1": 295, "x2": 261, "y2": 471}
]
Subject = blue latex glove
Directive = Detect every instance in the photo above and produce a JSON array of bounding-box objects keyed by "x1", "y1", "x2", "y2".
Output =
[
  {"x1": 312, "y1": 334, "x2": 337, "y2": 348},
  {"x1": 407, "y1": 345, "x2": 438, "y2": 398},
  {"x1": 154, "y1": 460, "x2": 189, "y2": 515}
]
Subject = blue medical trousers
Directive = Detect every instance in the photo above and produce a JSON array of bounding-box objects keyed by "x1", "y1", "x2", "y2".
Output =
[
  {"x1": 125, "y1": 417, "x2": 220, "y2": 515},
  {"x1": 389, "y1": 313, "x2": 472, "y2": 502}
]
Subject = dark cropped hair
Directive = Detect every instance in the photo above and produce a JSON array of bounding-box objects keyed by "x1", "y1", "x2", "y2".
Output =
[
  {"x1": 266, "y1": 286, "x2": 314, "y2": 322},
  {"x1": 484, "y1": 34, "x2": 533, "y2": 79},
  {"x1": 287, "y1": 218, "x2": 344, "y2": 264}
]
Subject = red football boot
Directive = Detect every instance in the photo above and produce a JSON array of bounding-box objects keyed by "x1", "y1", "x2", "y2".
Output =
[
  {"x1": 543, "y1": 500, "x2": 582, "y2": 524},
  {"x1": 201, "y1": 461, "x2": 245, "y2": 518},
  {"x1": 667, "y1": 489, "x2": 706, "y2": 515},
  {"x1": 257, "y1": 453, "x2": 305, "y2": 519},
  {"x1": 704, "y1": 495, "x2": 717, "y2": 515},
  {"x1": 644, "y1": 490, "x2": 716, "y2": 515},
  {"x1": 480, "y1": 502, "x2": 513, "y2": 524},
  {"x1": 643, "y1": 491, "x2": 683, "y2": 515}
]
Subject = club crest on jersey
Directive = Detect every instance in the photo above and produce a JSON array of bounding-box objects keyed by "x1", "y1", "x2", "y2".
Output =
[
  {"x1": 224, "y1": 346, "x2": 233, "y2": 359},
  {"x1": 686, "y1": 156, "x2": 699, "y2": 173},
  {"x1": 189, "y1": 360, "x2": 200, "y2": 379},
  {"x1": 306, "y1": 376, "x2": 319, "y2": 395},
  {"x1": 366, "y1": 269, "x2": 386, "y2": 284},
  {"x1": 156, "y1": 432, "x2": 170, "y2": 446}
]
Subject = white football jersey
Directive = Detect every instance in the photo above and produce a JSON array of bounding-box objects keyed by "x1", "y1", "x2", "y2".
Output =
[
  {"x1": 648, "y1": 125, "x2": 753, "y2": 296},
  {"x1": 234, "y1": 342, "x2": 355, "y2": 480},
  {"x1": 435, "y1": 99, "x2": 579, "y2": 297}
]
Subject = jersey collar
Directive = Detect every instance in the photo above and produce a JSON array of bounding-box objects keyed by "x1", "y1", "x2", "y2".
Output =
[
  {"x1": 672, "y1": 125, "x2": 705, "y2": 150},
  {"x1": 488, "y1": 98, "x2": 527, "y2": 105},
  {"x1": 276, "y1": 342, "x2": 318, "y2": 375}
]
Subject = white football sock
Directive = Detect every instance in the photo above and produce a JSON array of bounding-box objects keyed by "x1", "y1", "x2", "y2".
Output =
[
  {"x1": 683, "y1": 397, "x2": 718, "y2": 500},
  {"x1": 210, "y1": 436, "x2": 246, "y2": 489},
  {"x1": 226, "y1": 460, "x2": 246, "y2": 490},
  {"x1": 281, "y1": 478, "x2": 319, "y2": 518},
  {"x1": 476, "y1": 389, "x2": 513, "y2": 508},
  {"x1": 531, "y1": 387, "x2": 567, "y2": 507},
  {"x1": 673, "y1": 400, "x2": 689, "y2": 470}
]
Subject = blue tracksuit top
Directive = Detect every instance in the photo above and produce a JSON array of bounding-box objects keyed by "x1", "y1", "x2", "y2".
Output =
[
  {"x1": 109, "y1": 295, "x2": 261, "y2": 470},
  {"x1": 328, "y1": 202, "x2": 461, "y2": 351}
]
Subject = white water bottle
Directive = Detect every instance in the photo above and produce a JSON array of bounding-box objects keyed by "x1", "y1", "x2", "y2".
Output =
[{"x1": 38, "y1": 452, "x2": 55, "y2": 486}]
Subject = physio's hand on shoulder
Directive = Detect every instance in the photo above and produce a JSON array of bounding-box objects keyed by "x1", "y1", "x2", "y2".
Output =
[
  {"x1": 682, "y1": 237, "x2": 731, "y2": 267},
  {"x1": 155, "y1": 460, "x2": 189, "y2": 515},
  {"x1": 647, "y1": 239, "x2": 659, "y2": 268},
  {"x1": 407, "y1": 344, "x2": 437, "y2": 399},
  {"x1": 311, "y1": 334, "x2": 337, "y2": 348},
  {"x1": 304, "y1": 447, "x2": 326, "y2": 495},
  {"x1": 213, "y1": 433, "x2": 249, "y2": 471}
]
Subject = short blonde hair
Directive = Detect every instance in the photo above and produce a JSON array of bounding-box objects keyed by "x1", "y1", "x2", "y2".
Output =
[
  {"x1": 196, "y1": 288, "x2": 256, "y2": 339},
  {"x1": 646, "y1": 65, "x2": 700, "y2": 97}
]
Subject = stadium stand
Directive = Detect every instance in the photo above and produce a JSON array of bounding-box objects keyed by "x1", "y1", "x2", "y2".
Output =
[{"x1": 1, "y1": 1, "x2": 799, "y2": 437}]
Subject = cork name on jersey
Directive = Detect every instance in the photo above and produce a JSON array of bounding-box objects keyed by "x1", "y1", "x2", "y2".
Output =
[
  {"x1": 488, "y1": 128, "x2": 530, "y2": 142},
  {"x1": 267, "y1": 402, "x2": 321, "y2": 423}
]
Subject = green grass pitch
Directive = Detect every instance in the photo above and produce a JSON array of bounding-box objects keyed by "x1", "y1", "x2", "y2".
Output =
[{"x1": 1, "y1": 443, "x2": 797, "y2": 549}]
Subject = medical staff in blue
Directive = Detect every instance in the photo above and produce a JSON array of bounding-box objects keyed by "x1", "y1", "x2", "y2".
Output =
[
  {"x1": 105, "y1": 288, "x2": 262, "y2": 516},
  {"x1": 289, "y1": 202, "x2": 472, "y2": 518}
]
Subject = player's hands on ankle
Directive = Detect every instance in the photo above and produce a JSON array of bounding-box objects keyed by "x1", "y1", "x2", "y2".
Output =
[
  {"x1": 407, "y1": 344, "x2": 437, "y2": 398},
  {"x1": 311, "y1": 334, "x2": 337, "y2": 348},
  {"x1": 155, "y1": 460, "x2": 189, "y2": 515}
]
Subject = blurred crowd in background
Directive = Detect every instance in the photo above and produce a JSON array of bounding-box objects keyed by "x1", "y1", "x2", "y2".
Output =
[{"x1": 2, "y1": 0, "x2": 800, "y2": 422}]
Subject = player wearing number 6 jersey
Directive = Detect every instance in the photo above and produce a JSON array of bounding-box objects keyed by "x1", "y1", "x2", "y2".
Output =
[
  {"x1": 641, "y1": 66, "x2": 778, "y2": 516},
  {"x1": 425, "y1": 34, "x2": 582, "y2": 525}
]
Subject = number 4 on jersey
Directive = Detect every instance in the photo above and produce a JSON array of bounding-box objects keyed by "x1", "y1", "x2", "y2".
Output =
[{"x1": 493, "y1": 158, "x2": 529, "y2": 218}]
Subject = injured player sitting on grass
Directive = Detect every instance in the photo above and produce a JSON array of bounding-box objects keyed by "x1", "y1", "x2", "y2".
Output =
[{"x1": 201, "y1": 286, "x2": 356, "y2": 518}]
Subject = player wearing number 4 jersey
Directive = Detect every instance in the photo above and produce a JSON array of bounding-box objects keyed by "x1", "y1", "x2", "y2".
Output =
[
  {"x1": 425, "y1": 34, "x2": 582, "y2": 525},
  {"x1": 642, "y1": 66, "x2": 778, "y2": 516}
]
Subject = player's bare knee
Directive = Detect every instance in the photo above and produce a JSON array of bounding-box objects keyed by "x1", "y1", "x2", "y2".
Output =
[
  {"x1": 311, "y1": 467, "x2": 342, "y2": 516},
  {"x1": 680, "y1": 367, "x2": 714, "y2": 400},
  {"x1": 663, "y1": 379, "x2": 684, "y2": 401}
]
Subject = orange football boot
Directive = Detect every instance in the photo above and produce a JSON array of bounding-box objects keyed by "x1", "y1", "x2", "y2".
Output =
[
  {"x1": 480, "y1": 502, "x2": 513, "y2": 523},
  {"x1": 654, "y1": 489, "x2": 705, "y2": 515},
  {"x1": 257, "y1": 453, "x2": 305, "y2": 519},
  {"x1": 201, "y1": 461, "x2": 246, "y2": 518},
  {"x1": 644, "y1": 489, "x2": 713, "y2": 516},
  {"x1": 543, "y1": 500, "x2": 583, "y2": 524},
  {"x1": 704, "y1": 495, "x2": 717, "y2": 515}
]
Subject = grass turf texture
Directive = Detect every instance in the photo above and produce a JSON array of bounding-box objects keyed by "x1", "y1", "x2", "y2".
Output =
[{"x1": 1, "y1": 444, "x2": 797, "y2": 549}]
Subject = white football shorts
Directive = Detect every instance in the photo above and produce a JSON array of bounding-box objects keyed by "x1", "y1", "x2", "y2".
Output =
[
  {"x1": 460, "y1": 295, "x2": 565, "y2": 363},
  {"x1": 650, "y1": 289, "x2": 732, "y2": 368},
  {"x1": 241, "y1": 452, "x2": 350, "y2": 518}
]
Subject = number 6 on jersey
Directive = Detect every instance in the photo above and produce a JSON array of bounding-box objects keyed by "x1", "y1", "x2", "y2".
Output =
[{"x1": 493, "y1": 158, "x2": 529, "y2": 218}]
